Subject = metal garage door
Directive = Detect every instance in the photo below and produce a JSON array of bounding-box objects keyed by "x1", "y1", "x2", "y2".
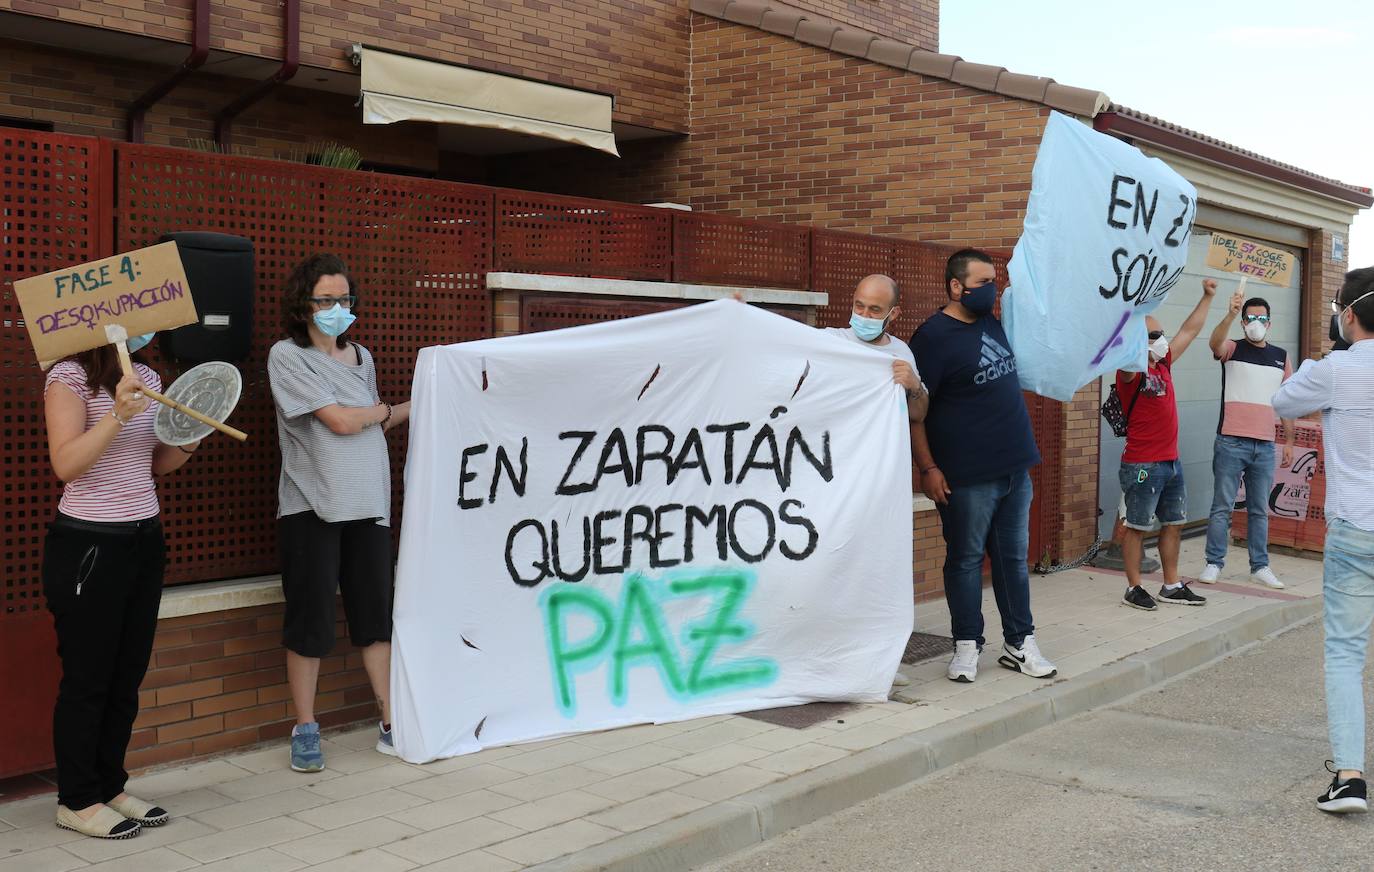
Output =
[{"x1": 1098, "y1": 228, "x2": 1304, "y2": 538}]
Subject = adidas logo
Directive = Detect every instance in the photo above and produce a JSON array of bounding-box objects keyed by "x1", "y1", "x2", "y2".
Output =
[{"x1": 975, "y1": 333, "x2": 1017, "y2": 385}]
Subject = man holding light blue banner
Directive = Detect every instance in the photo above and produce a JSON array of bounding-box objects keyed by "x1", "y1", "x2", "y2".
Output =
[{"x1": 1002, "y1": 111, "x2": 1199, "y2": 402}]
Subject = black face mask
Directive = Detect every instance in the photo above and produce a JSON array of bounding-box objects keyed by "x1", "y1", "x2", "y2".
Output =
[{"x1": 1332, "y1": 313, "x2": 1352, "y2": 352}]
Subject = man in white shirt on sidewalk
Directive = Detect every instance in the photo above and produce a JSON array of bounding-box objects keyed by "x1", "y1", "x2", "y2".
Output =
[{"x1": 1272, "y1": 267, "x2": 1374, "y2": 815}]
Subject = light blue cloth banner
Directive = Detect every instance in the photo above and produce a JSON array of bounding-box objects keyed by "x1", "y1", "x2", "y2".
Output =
[{"x1": 1003, "y1": 111, "x2": 1197, "y2": 401}]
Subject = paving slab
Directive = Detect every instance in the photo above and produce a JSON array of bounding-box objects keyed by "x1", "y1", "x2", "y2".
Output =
[{"x1": 0, "y1": 540, "x2": 1324, "y2": 872}]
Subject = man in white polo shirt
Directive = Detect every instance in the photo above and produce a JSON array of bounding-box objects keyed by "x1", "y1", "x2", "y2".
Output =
[{"x1": 1273, "y1": 266, "x2": 1374, "y2": 814}]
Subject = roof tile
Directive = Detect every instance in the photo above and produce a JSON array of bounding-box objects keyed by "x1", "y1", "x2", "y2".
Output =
[
  {"x1": 992, "y1": 71, "x2": 1052, "y2": 104},
  {"x1": 949, "y1": 60, "x2": 1004, "y2": 92},
  {"x1": 830, "y1": 28, "x2": 878, "y2": 58},
  {"x1": 794, "y1": 18, "x2": 841, "y2": 50},
  {"x1": 1044, "y1": 83, "x2": 1109, "y2": 117},
  {"x1": 690, "y1": 0, "x2": 733, "y2": 18},
  {"x1": 719, "y1": 0, "x2": 769, "y2": 28},
  {"x1": 867, "y1": 38, "x2": 916, "y2": 70},
  {"x1": 759, "y1": 8, "x2": 805, "y2": 38},
  {"x1": 905, "y1": 50, "x2": 959, "y2": 79},
  {"x1": 1107, "y1": 104, "x2": 1371, "y2": 198}
]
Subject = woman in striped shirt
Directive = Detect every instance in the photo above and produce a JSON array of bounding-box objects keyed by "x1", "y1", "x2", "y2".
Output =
[{"x1": 42, "y1": 339, "x2": 199, "y2": 839}]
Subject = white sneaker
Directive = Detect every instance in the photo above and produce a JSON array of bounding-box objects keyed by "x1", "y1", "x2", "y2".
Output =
[
  {"x1": 891, "y1": 671, "x2": 911, "y2": 687},
  {"x1": 1197, "y1": 564, "x2": 1221, "y2": 584},
  {"x1": 947, "y1": 640, "x2": 979, "y2": 683},
  {"x1": 998, "y1": 634, "x2": 1057, "y2": 679},
  {"x1": 1251, "y1": 567, "x2": 1285, "y2": 589}
]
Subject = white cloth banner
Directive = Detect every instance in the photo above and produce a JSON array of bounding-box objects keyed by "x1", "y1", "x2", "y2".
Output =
[
  {"x1": 1004, "y1": 111, "x2": 1198, "y2": 401},
  {"x1": 392, "y1": 301, "x2": 914, "y2": 762}
]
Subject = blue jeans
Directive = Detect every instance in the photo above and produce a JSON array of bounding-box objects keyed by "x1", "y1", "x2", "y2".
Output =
[
  {"x1": 1204, "y1": 435, "x2": 1274, "y2": 571},
  {"x1": 1324, "y1": 519, "x2": 1374, "y2": 773},
  {"x1": 936, "y1": 470, "x2": 1035, "y2": 649}
]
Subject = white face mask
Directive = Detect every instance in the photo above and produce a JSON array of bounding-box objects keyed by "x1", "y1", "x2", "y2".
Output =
[
  {"x1": 1336, "y1": 290, "x2": 1374, "y2": 344},
  {"x1": 1148, "y1": 335, "x2": 1169, "y2": 361},
  {"x1": 1244, "y1": 320, "x2": 1269, "y2": 342}
]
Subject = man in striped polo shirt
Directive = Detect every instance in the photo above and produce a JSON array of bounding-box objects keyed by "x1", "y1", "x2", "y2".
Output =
[{"x1": 1199, "y1": 290, "x2": 1296, "y2": 588}]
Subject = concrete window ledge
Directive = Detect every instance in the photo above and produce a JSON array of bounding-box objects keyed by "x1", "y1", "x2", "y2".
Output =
[
  {"x1": 158, "y1": 575, "x2": 284, "y2": 620},
  {"x1": 487, "y1": 271, "x2": 828, "y2": 307},
  {"x1": 914, "y1": 495, "x2": 936, "y2": 512}
]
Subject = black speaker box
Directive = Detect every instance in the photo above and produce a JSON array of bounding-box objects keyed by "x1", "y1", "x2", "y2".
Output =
[{"x1": 157, "y1": 232, "x2": 254, "y2": 362}]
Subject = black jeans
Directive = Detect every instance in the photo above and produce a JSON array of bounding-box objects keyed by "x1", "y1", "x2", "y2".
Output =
[{"x1": 42, "y1": 515, "x2": 165, "y2": 810}]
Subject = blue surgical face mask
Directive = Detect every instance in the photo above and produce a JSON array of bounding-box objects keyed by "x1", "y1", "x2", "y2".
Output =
[
  {"x1": 850, "y1": 312, "x2": 889, "y2": 341},
  {"x1": 126, "y1": 332, "x2": 155, "y2": 353},
  {"x1": 960, "y1": 281, "x2": 998, "y2": 316},
  {"x1": 313, "y1": 303, "x2": 356, "y2": 338}
]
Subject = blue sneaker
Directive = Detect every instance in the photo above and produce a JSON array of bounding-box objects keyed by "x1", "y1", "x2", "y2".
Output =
[
  {"x1": 376, "y1": 721, "x2": 398, "y2": 757},
  {"x1": 290, "y1": 722, "x2": 324, "y2": 772}
]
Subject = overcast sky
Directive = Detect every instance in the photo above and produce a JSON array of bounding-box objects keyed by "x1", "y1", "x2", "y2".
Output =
[{"x1": 941, "y1": 0, "x2": 1373, "y2": 269}]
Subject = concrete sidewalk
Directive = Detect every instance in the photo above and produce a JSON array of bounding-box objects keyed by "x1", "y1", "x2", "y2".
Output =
[{"x1": 0, "y1": 539, "x2": 1325, "y2": 872}]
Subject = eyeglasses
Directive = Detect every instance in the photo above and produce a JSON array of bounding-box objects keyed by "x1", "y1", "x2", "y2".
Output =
[
  {"x1": 1241, "y1": 314, "x2": 1270, "y2": 324},
  {"x1": 1148, "y1": 331, "x2": 1164, "y2": 341},
  {"x1": 1333, "y1": 290, "x2": 1374, "y2": 315},
  {"x1": 309, "y1": 295, "x2": 356, "y2": 309}
]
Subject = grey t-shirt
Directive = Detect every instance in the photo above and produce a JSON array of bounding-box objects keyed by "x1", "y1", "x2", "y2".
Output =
[
  {"x1": 268, "y1": 339, "x2": 391, "y2": 525},
  {"x1": 822, "y1": 326, "x2": 920, "y2": 373}
]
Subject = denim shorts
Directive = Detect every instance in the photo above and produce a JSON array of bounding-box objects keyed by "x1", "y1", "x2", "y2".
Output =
[{"x1": 1118, "y1": 459, "x2": 1187, "y2": 531}]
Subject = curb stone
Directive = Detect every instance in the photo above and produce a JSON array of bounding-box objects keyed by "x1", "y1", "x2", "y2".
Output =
[{"x1": 526, "y1": 596, "x2": 1322, "y2": 872}]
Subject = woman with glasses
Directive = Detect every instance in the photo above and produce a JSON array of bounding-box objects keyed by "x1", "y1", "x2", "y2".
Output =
[
  {"x1": 42, "y1": 335, "x2": 199, "y2": 838},
  {"x1": 267, "y1": 253, "x2": 410, "y2": 772}
]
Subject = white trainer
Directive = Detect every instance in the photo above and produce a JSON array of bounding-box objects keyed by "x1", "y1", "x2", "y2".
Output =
[
  {"x1": 1251, "y1": 567, "x2": 1285, "y2": 589},
  {"x1": 998, "y1": 634, "x2": 1057, "y2": 679},
  {"x1": 1197, "y1": 564, "x2": 1221, "y2": 584},
  {"x1": 947, "y1": 640, "x2": 979, "y2": 683},
  {"x1": 891, "y1": 671, "x2": 911, "y2": 687}
]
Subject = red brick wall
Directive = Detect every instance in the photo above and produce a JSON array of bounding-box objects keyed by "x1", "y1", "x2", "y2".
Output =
[
  {"x1": 791, "y1": 0, "x2": 939, "y2": 50},
  {"x1": 493, "y1": 16, "x2": 1099, "y2": 562},
  {"x1": 130, "y1": 600, "x2": 375, "y2": 770},
  {"x1": 0, "y1": 0, "x2": 690, "y2": 132},
  {"x1": 913, "y1": 506, "x2": 945, "y2": 601},
  {"x1": 1309, "y1": 228, "x2": 1348, "y2": 359},
  {"x1": 0, "y1": 39, "x2": 438, "y2": 169},
  {"x1": 496, "y1": 16, "x2": 1046, "y2": 248}
]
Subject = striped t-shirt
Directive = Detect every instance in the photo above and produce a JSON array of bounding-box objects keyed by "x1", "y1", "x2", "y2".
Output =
[
  {"x1": 1216, "y1": 339, "x2": 1292, "y2": 441},
  {"x1": 44, "y1": 360, "x2": 162, "y2": 522},
  {"x1": 268, "y1": 339, "x2": 390, "y2": 526}
]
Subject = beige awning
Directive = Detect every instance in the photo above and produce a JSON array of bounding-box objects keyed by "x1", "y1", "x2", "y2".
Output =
[{"x1": 359, "y1": 47, "x2": 618, "y2": 156}]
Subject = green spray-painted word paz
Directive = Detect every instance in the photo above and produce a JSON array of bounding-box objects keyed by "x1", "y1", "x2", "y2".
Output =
[{"x1": 541, "y1": 570, "x2": 778, "y2": 717}]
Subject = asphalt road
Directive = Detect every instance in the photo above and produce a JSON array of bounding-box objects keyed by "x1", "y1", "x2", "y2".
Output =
[{"x1": 694, "y1": 619, "x2": 1374, "y2": 872}]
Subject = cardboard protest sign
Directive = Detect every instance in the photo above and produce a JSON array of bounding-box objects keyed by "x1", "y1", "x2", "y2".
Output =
[
  {"x1": 391, "y1": 301, "x2": 914, "y2": 762},
  {"x1": 1205, "y1": 233, "x2": 1296, "y2": 286},
  {"x1": 1003, "y1": 112, "x2": 1198, "y2": 401},
  {"x1": 15, "y1": 242, "x2": 198, "y2": 364}
]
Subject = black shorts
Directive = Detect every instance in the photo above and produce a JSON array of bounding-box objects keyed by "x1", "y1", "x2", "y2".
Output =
[{"x1": 278, "y1": 511, "x2": 393, "y2": 657}]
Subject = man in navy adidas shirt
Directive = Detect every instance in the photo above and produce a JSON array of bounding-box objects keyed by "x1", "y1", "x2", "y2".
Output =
[{"x1": 909, "y1": 249, "x2": 1054, "y2": 684}]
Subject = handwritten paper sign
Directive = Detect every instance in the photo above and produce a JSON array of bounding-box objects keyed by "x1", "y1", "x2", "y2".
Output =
[
  {"x1": 1205, "y1": 233, "x2": 1297, "y2": 286},
  {"x1": 1003, "y1": 111, "x2": 1198, "y2": 401},
  {"x1": 390, "y1": 301, "x2": 914, "y2": 762},
  {"x1": 15, "y1": 242, "x2": 198, "y2": 364}
]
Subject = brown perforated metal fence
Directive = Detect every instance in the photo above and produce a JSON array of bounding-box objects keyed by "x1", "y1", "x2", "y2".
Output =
[
  {"x1": 1, "y1": 129, "x2": 1066, "y2": 775},
  {"x1": 494, "y1": 189, "x2": 671, "y2": 281},
  {"x1": 112, "y1": 143, "x2": 494, "y2": 583},
  {"x1": 674, "y1": 213, "x2": 811, "y2": 290},
  {"x1": 2, "y1": 127, "x2": 1065, "y2": 593}
]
